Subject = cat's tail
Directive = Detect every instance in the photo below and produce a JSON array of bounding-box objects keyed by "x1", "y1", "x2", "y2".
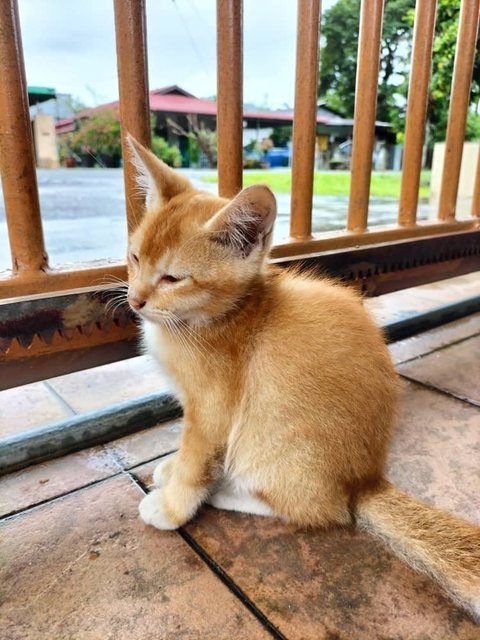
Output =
[{"x1": 354, "y1": 479, "x2": 480, "y2": 621}]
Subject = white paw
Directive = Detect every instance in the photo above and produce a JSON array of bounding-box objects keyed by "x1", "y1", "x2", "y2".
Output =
[
  {"x1": 152, "y1": 454, "x2": 175, "y2": 487},
  {"x1": 139, "y1": 489, "x2": 178, "y2": 530}
]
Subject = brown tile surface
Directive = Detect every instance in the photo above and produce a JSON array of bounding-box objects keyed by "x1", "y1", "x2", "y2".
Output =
[
  {"x1": 389, "y1": 313, "x2": 480, "y2": 364},
  {"x1": 105, "y1": 419, "x2": 182, "y2": 469},
  {"x1": 184, "y1": 509, "x2": 477, "y2": 640},
  {"x1": 0, "y1": 447, "x2": 119, "y2": 517},
  {"x1": 130, "y1": 458, "x2": 165, "y2": 490},
  {"x1": 0, "y1": 382, "x2": 71, "y2": 439},
  {"x1": 398, "y1": 335, "x2": 480, "y2": 405},
  {"x1": 0, "y1": 476, "x2": 270, "y2": 640},
  {"x1": 48, "y1": 355, "x2": 169, "y2": 413},
  {"x1": 388, "y1": 381, "x2": 480, "y2": 525},
  {"x1": 133, "y1": 383, "x2": 480, "y2": 639}
]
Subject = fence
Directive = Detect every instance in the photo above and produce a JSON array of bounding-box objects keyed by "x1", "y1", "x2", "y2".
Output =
[{"x1": 0, "y1": 0, "x2": 479, "y2": 392}]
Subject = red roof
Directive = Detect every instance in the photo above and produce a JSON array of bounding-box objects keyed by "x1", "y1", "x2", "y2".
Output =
[{"x1": 55, "y1": 85, "x2": 346, "y2": 134}]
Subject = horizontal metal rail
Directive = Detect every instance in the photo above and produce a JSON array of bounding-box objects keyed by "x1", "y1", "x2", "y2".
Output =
[{"x1": 2, "y1": 228, "x2": 479, "y2": 390}]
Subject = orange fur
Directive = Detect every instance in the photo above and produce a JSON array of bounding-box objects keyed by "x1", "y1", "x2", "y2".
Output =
[{"x1": 128, "y1": 136, "x2": 480, "y2": 621}]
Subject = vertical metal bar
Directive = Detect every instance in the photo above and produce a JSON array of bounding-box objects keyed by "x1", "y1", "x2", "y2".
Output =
[
  {"x1": 0, "y1": 0, "x2": 48, "y2": 273},
  {"x1": 472, "y1": 144, "x2": 480, "y2": 218},
  {"x1": 398, "y1": 0, "x2": 437, "y2": 227},
  {"x1": 347, "y1": 0, "x2": 384, "y2": 232},
  {"x1": 114, "y1": 0, "x2": 151, "y2": 233},
  {"x1": 216, "y1": 0, "x2": 243, "y2": 198},
  {"x1": 438, "y1": 0, "x2": 480, "y2": 222},
  {"x1": 289, "y1": 0, "x2": 321, "y2": 240}
]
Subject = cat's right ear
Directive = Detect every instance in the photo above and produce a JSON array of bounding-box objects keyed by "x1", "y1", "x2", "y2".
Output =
[{"x1": 127, "y1": 134, "x2": 192, "y2": 210}]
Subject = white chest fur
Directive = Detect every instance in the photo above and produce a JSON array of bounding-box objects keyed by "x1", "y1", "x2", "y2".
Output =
[{"x1": 141, "y1": 320, "x2": 182, "y2": 400}]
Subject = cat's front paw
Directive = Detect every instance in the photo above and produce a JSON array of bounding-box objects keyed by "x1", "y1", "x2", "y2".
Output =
[
  {"x1": 152, "y1": 454, "x2": 176, "y2": 487},
  {"x1": 139, "y1": 489, "x2": 178, "y2": 530}
]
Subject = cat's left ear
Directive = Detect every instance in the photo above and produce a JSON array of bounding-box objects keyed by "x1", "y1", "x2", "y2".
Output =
[
  {"x1": 127, "y1": 134, "x2": 192, "y2": 210},
  {"x1": 207, "y1": 185, "x2": 277, "y2": 258}
]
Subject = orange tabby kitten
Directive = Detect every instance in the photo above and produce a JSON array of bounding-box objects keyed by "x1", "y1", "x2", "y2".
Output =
[{"x1": 126, "y1": 135, "x2": 480, "y2": 621}]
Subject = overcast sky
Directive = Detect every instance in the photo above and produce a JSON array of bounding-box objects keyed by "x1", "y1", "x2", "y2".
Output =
[{"x1": 18, "y1": 0, "x2": 337, "y2": 109}]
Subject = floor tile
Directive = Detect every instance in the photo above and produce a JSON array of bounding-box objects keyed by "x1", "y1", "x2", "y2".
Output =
[
  {"x1": 130, "y1": 458, "x2": 168, "y2": 490},
  {"x1": 134, "y1": 383, "x2": 480, "y2": 638},
  {"x1": 105, "y1": 419, "x2": 182, "y2": 469},
  {"x1": 389, "y1": 313, "x2": 480, "y2": 364},
  {"x1": 0, "y1": 476, "x2": 270, "y2": 640},
  {"x1": 47, "y1": 355, "x2": 169, "y2": 413},
  {"x1": 0, "y1": 447, "x2": 119, "y2": 517},
  {"x1": 398, "y1": 335, "x2": 480, "y2": 404},
  {"x1": 0, "y1": 382, "x2": 71, "y2": 438},
  {"x1": 388, "y1": 381, "x2": 480, "y2": 525},
  {"x1": 185, "y1": 509, "x2": 477, "y2": 640}
]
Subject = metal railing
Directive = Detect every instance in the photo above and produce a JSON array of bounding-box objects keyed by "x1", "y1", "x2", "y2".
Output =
[{"x1": 0, "y1": 0, "x2": 479, "y2": 390}]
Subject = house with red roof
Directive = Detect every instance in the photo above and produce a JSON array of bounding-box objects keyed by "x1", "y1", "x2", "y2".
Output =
[{"x1": 56, "y1": 85, "x2": 394, "y2": 168}]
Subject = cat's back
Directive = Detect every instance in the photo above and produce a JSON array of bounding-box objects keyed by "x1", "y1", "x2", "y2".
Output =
[
  {"x1": 250, "y1": 269, "x2": 398, "y2": 403},
  {"x1": 263, "y1": 269, "x2": 384, "y2": 352}
]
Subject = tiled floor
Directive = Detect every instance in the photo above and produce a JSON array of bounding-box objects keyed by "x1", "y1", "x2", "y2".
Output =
[{"x1": 1, "y1": 279, "x2": 480, "y2": 639}]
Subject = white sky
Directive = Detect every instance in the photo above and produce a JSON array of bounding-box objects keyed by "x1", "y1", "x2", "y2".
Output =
[{"x1": 18, "y1": 0, "x2": 337, "y2": 109}]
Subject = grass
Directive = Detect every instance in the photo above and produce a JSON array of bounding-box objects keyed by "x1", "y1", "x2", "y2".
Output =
[{"x1": 202, "y1": 170, "x2": 432, "y2": 198}]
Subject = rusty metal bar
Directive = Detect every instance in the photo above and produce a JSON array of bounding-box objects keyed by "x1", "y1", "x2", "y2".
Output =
[
  {"x1": 347, "y1": 0, "x2": 384, "y2": 232},
  {"x1": 216, "y1": 0, "x2": 243, "y2": 198},
  {"x1": 289, "y1": 0, "x2": 321, "y2": 240},
  {"x1": 471, "y1": 144, "x2": 480, "y2": 218},
  {"x1": 114, "y1": 0, "x2": 151, "y2": 233},
  {"x1": 0, "y1": 262, "x2": 127, "y2": 299},
  {"x1": 438, "y1": 0, "x2": 480, "y2": 222},
  {"x1": 398, "y1": 0, "x2": 437, "y2": 227},
  {"x1": 0, "y1": 0, "x2": 48, "y2": 273}
]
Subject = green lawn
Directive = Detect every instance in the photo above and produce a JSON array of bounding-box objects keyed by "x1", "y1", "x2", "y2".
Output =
[{"x1": 201, "y1": 171, "x2": 431, "y2": 198}]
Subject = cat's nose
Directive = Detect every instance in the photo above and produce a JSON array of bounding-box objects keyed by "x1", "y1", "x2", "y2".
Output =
[{"x1": 128, "y1": 295, "x2": 146, "y2": 310}]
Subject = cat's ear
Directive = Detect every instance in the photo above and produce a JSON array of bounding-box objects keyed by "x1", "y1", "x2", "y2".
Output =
[
  {"x1": 207, "y1": 185, "x2": 277, "y2": 257},
  {"x1": 127, "y1": 134, "x2": 192, "y2": 210}
]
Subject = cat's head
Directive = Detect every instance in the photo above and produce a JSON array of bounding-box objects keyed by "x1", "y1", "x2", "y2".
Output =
[{"x1": 126, "y1": 135, "x2": 277, "y2": 325}]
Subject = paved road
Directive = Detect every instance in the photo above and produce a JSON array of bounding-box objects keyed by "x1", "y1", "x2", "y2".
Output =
[{"x1": 0, "y1": 168, "x2": 439, "y2": 271}]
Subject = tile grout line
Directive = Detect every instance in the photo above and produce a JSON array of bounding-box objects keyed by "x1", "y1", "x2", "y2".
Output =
[
  {"x1": 0, "y1": 451, "x2": 177, "y2": 522},
  {"x1": 399, "y1": 374, "x2": 480, "y2": 408},
  {"x1": 392, "y1": 328, "x2": 480, "y2": 366},
  {"x1": 129, "y1": 472, "x2": 288, "y2": 640},
  {"x1": 0, "y1": 471, "x2": 123, "y2": 522},
  {"x1": 178, "y1": 527, "x2": 288, "y2": 640},
  {"x1": 42, "y1": 380, "x2": 78, "y2": 416}
]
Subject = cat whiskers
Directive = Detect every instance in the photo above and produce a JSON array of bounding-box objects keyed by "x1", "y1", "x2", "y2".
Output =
[
  {"x1": 171, "y1": 314, "x2": 217, "y2": 359},
  {"x1": 163, "y1": 314, "x2": 201, "y2": 363}
]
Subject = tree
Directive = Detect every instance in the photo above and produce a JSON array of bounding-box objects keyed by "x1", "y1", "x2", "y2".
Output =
[
  {"x1": 70, "y1": 109, "x2": 122, "y2": 167},
  {"x1": 151, "y1": 136, "x2": 182, "y2": 167},
  {"x1": 167, "y1": 115, "x2": 217, "y2": 167},
  {"x1": 428, "y1": 0, "x2": 480, "y2": 142},
  {"x1": 319, "y1": 0, "x2": 480, "y2": 144},
  {"x1": 319, "y1": 0, "x2": 415, "y2": 125}
]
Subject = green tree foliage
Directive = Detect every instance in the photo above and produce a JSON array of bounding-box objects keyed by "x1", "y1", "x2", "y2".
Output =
[
  {"x1": 59, "y1": 110, "x2": 182, "y2": 168},
  {"x1": 270, "y1": 126, "x2": 292, "y2": 147},
  {"x1": 151, "y1": 136, "x2": 182, "y2": 167},
  {"x1": 319, "y1": 0, "x2": 480, "y2": 143},
  {"x1": 59, "y1": 110, "x2": 122, "y2": 167},
  {"x1": 428, "y1": 0, "x2": 480, "y2": 142},
  {"x1": 319, "y1": 0, "x2": 414, "y2": 124}
]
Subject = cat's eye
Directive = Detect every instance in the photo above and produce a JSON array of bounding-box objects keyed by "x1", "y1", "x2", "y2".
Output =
[
  {"x1": 130, "y1": 252, "x2": 139, "y2": 264},
  {"x1": 160, "y1": 274, "x2": 180, "y2": 284}
]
